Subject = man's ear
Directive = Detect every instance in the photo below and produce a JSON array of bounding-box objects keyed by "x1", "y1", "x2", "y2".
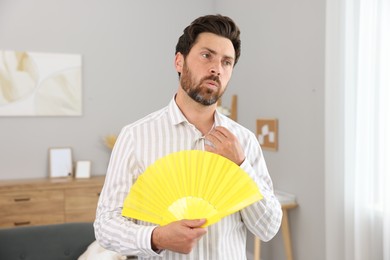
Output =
[{"x1": 174, "y1": 52, "x2": 184, "y2": 72}]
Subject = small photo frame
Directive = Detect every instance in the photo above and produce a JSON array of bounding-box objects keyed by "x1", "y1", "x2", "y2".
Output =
[
  {"x1": 75, "y1": 160, "x2": 91, "y2": 179},
  {"x1": 49, "y1": 147, "x2": 73, "y2": 178},
  {"x1": 257, "y1": 118, "x2": 278, "y2": 151}
]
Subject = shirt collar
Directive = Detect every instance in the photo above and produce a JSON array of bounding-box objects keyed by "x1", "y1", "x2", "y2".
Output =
[
  {"x1": 168, "y1": 96, "x2": 188, "y2": 126},
  {"x1": 168, "y1": 95, "x2": 226, "y2": 128}
]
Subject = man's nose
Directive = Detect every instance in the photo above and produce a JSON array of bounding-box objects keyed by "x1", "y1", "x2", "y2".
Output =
[{"x1": 210, "y1": 62, "x2": 221, "y2": 76}]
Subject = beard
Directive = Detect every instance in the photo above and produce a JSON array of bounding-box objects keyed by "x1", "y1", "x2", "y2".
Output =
[{"x1": 180, "y1": 62, "x2": 225, "y2": 106}]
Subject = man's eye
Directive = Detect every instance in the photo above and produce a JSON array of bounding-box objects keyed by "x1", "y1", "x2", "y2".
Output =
[
  {"x1": 223, "y1": 60, "x2": 233, "y2": 66},
  {"x1": 202, "y1": 53, "x2": 210, "y2": 58}
]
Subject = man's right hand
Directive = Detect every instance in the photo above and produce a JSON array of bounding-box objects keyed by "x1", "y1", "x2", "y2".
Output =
[{"x1": 151, "y1": 219, "x2": 207, "y2": 254}]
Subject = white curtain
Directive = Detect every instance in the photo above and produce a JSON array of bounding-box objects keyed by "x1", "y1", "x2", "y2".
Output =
[{"x1": 326, "y1": 0, "x2": 390, "y2": 259}]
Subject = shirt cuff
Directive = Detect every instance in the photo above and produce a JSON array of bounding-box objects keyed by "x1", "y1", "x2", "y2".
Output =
[
  {"x1": 135, "y1": 225, "x2": 164, "y2": 257},
  {"x1": 239, "y1": 158, "x2": 252, "y2": 173}
]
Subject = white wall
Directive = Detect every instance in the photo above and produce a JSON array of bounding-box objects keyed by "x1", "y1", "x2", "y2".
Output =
[{"x1": 0, "y1": 1, "x2": 326, "y2": 260}]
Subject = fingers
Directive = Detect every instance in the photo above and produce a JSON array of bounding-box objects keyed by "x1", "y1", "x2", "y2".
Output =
[
  {"x1": 182, "y1": 219, "x2": 207, "y2": 238},
  {"x1": 207, "y1": 130, "x2": 225, "y2": 144},
  {"x1": 182, "y1": 218, "x2": 207, "y2": 228},
  {"x1": 213, "y1": 126, "x2": 231, "y2": 137},
  {"x1": 205, "y1": 127, "x2": 228, "y2": 149},
  {"x1": 205, "y1": 126, "x2": 245, "y2": 165},
  {"x1": 151, "y1": 219, "x2": 207, "y2": 254}
]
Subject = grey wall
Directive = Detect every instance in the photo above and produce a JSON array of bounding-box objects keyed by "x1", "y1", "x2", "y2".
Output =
[
  {"x1": 0, "y1": 0, "x2": 212, "y2": 179},
  {"x1": 216, "y1": 1, "x2": 326, "y2": 259},
  {"x1": 0, "y1": 1, "x2": 326, "y2": 260}
]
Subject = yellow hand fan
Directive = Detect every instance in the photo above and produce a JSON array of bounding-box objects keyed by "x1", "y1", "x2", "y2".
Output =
[{"x1": 122, "y1": 150, "x2": 262, "y2": 227}]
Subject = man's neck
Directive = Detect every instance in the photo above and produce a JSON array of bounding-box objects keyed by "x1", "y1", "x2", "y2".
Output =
[{"x1": 175, "y1": 91, "x2": 216, "y2": 135}]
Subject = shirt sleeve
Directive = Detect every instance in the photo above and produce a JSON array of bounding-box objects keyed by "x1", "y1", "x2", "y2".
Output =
[
  {"x1": 239, "y1": 132, "x2": 283, "y2": 242},
  {"x1": 93, "y1": 127, "x2": 163, "y2": 257}
]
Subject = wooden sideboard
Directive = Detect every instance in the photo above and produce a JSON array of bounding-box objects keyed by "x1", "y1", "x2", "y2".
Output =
[{"x1": 0, "y1": 176, "x2": 105, "y2": 228}]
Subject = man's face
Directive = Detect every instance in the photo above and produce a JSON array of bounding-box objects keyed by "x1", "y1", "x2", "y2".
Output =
[{"x1": 178, "y1": 32, "x2": 235, "y2": 106}]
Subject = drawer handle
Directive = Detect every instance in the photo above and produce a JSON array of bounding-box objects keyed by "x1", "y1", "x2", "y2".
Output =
[
  {"x1": 14, "y1": 197, "x2": 31, "y2": 202},
  {"x1": 14, "y1": 221, "x2": 31, "y2": 226}
]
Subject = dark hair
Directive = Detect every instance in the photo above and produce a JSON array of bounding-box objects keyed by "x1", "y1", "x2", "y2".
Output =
[{"x1": 175, "y1": 14, "x2": 241, "y2": 66}]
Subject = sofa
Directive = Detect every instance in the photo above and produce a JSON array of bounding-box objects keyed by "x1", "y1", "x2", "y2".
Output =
[{"x1": 0, "y1": 222, "x2": 95, "y2": 260}]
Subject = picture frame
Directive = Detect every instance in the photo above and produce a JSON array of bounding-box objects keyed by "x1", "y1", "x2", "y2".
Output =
[
  {"x1": 256, "y1": 118, "x2": 278, "y2": 151},
  {"x1": 49, "y1": 147, "x2": 73, "y2": 178},
  {"x1": 75, "y1": 160, "x2": 91, "y2": 179}
]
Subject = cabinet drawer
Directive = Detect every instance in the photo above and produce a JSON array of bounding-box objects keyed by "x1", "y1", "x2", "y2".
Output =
[
  {"x1": 65, "y1": 210, "x2": 97, "y2": 223},
  {"x1": 0, "y1": 190, "x2": 64, "y2": 215},
  {"x1": 0, "y1": 213, "x2": 64, "y2": 227},
  {"x1": 65, "y1": 186, "x2": 101, "y2": 211},
  {"x1": 65, "y1": 186, "x2": 101, "y2": 222}
]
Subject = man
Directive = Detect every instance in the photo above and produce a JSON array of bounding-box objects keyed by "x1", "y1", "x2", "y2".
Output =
[{"x1": 94, "y1": 14, "x2": 282, "y2": 259}]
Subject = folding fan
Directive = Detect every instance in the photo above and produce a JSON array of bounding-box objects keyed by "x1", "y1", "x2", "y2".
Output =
[{"x1": 122, "y1": 150, "x2": 263, "y2": 227}]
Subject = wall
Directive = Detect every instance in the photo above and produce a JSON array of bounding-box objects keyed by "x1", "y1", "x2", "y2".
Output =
[
  {"x1": 0, "y1": 0, "x2": 212, "y2": 179},
  {"x1": 216, "y1": 0, "x2": 326, "y2": 260},
  {"x1": 0, "y1": 1, "x2": 326, "y2": 260}
]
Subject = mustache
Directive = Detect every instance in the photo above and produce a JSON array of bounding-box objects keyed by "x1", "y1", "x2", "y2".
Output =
[{"x1": 202, "y1": 75, "x2": 221, "y2": 86}]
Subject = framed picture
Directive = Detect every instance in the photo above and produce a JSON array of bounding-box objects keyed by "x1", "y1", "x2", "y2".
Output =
[
  {"x1": 0, "y1": 50, "x2": 82, "y2": 116},
  {"x1": 49, "y1": 147, "x2": 73, "y2": 178},
  {"x1": 257, "y1": 118, "x2": 278, "y2": 151},
  {"x1": 75, "y1": 160, "x2": 91, "y2": 179}
]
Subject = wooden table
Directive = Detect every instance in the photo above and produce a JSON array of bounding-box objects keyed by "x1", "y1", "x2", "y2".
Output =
[{"x1": 253, "y1": 200, "x2": 298, "y2": 260}]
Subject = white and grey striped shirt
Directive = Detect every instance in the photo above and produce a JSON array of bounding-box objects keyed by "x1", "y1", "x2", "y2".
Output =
[{"x1": 94, "y1": 97, "x2": 282, "y2": 260}]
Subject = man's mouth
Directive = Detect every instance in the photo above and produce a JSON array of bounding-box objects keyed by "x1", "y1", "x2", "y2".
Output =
[
  {"x1": 202, "y1": 76, "x2": 221, "y2": 90},
  {"x1": 204, "y1": 80, "x2": 219, "y2": 89}
]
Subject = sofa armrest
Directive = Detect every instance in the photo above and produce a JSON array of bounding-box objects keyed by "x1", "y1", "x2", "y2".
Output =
[{"x1": 0, "y1": 222, "x2": 95, "y2": 260}]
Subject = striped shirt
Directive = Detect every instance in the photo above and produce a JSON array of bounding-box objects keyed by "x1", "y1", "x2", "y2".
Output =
[{"x1": 94, "y1": 97, "x2": 282, "y2": 260}]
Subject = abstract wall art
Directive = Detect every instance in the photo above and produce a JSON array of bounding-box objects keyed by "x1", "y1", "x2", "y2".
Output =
[
  {"x1": 0, "y1": 50, "x2": 82, "y2": 116},
  {"x1": 257, "y1": 118, "x2": 278, "y2": 151}
]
